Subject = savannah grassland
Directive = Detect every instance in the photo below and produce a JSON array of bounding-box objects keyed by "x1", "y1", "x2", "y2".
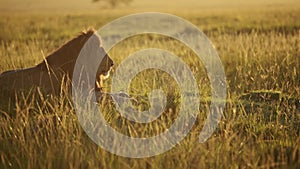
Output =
[{"x1": 0, "y1": 0, "x2": 300, "y2": 168}]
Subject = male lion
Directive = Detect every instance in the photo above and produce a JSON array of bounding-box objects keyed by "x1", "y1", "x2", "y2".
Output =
[{"x1": 0, "y1": 28, "x2": 114, "y2": 100}]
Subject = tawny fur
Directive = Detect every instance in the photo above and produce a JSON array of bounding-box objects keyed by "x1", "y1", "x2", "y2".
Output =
[{"x1": 0, "y1": 28, "x2": 114, "y2": 97}]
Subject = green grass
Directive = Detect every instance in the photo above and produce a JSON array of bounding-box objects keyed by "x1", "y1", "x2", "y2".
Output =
[{"x1": 0, "y1": 4, "x2": 300, "y2": 169}]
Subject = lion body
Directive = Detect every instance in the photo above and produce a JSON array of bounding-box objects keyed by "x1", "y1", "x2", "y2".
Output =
[
  {"x1": 0, "y1": 66, "x2": 66, "y2": 96},
  {"x1": 0, "y1": 29, "x2": 114, "y2": 98}
]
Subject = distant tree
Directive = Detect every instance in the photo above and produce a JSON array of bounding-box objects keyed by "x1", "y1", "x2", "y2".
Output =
[{"x1": 92, "y1": 0, "x2": 133, "y2": 8}]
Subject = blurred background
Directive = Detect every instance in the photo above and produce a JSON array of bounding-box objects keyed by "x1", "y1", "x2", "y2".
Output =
[{"x1": 1, "y1": 0, "x2": 299, "y2": 13}]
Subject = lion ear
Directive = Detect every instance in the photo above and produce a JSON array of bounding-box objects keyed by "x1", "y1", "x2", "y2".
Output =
[
  {"x1": 87, "y1": 27, "x2": 96, "y2": 32},
  {"x1": 82, "y1": 27, "x2": 96, "y2": 36}
]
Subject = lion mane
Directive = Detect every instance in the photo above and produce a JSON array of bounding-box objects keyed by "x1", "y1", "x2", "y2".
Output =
[{"x1": 0, "y1": 28, "x2": 114, "y2": 99}]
